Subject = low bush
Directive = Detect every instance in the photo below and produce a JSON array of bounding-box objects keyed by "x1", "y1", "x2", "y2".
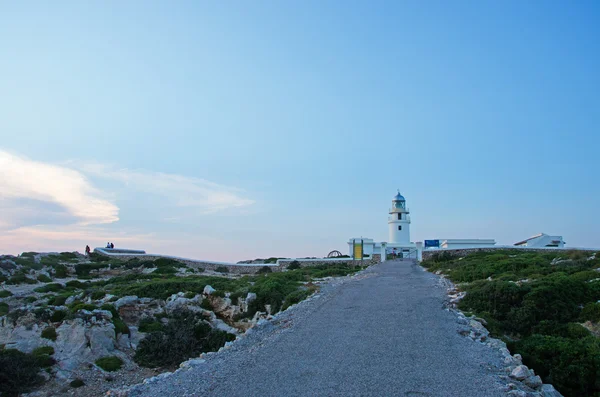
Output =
[
  {"x1": 69, "y1": 303, "x2": 97, "y2": 313},
  {"x1": 36, "y1": 274, "x2": 52, "y2": 283},
  {"x1": 0, "y1": 290, "x2": 12, "y2": 298},
  {"x1": 287, "y1": 261, "x2": 301, "y2": 270},
  {"x1": 90, "y1": 290, "x2": 105, "y2": 300},
  {"x1": 41, "y1": 327, "x2": 57, "y2": 341},
  {"x1": 32, "y1": 346, "x2": 55, "y2": 356},
  {"x1": 282, "y1": 289, "x2": 311, "y2": 310},
  {"x1": 257, "y1": 266, "x2": 273, "y2": 274},
  {"x1": 0, "y1": 349, "x2": 44, "y2": 396},
  {"x1": 113, "y1": 318, "x2": 130, "y2": 336},
  {"x1": 0, "y1": 302, "x2": 8, "y2": 316},
  {"x1": 75, "y1": 263, "x2": 109, "y2": 278},
  {"x1": 70, "y1": 378, "x2": 85, "y2": 388},
  {"x1": 215, "y1": 266, "x2": 229, "y2": 273},
  {"x1": 34, "y1": 283, "x2": 64, "y2": 293},
  {"x1": 95, "y1": 356, "x2": 123, "y2": 372},
  {"x1": 580, "y1": 302, "x2": 600, "y2": 323},
  {"x1": 50, "y1": 310, "x2": 67, "y2": 322},
  {"x1": 7, "y1": 274, "x2": 37, "y2": 285},
  {"x1": 53, "y1": 265, "x2": 68, "y2": 278},
  {"x1": 24, "y1": 296, "x2": 38, "y2": 303},
  {"x1": 66, "y1": 280, "x2": 87, "y2": 289},
  {"x1": 134, "y1": 311, "x2": 235, "y2": 368},
  {"x1": 48, "y1": 295, "x2": 68, "y2": 306},
  {"x1": 138, "y1": 318, "x2": 163, "y2": 333}
]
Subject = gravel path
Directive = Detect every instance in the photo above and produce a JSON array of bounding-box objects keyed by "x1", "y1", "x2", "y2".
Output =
[{"x1": 126, "y1": 260, "x2": 507, "y2": 397}]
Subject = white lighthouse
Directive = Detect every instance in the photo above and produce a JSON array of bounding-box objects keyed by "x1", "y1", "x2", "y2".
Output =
[
  {"x1": 388, "y1": 191, "x2": 411, "y2": 244},
  {"x1": 347, "y1": 190, "x2": 421, "y2": 261}
]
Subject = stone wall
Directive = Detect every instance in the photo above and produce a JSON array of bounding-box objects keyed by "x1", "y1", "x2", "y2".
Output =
[
  {"x1": 94, "y1": 250, "x2": 382, "y2": 275},
  {"x1": 422, "y1": 247, "x2": 598, "y2": 261}
]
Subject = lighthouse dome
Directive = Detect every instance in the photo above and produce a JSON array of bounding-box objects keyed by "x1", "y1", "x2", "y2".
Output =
[{"x1": 394, "y1": 192, "x2": 405, "y2": 201}]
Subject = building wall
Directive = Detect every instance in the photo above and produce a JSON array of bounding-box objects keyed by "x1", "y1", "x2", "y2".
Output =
[{"x1": 94, "y1": 249, "x2": 382, "y2": 274}]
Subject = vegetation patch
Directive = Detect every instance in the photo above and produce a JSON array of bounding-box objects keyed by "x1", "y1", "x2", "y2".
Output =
[
  {"x1": 422, "y1": 249, "x2": 600, "y2": 397},
  {"x1": 70, "y1": 378, "x2": 85, "y2": 388},
  {"x1": 95, "y1": 356, "x2": 123, "y2": 372},
  {"x1": 0, "y1": 349, "x2": 44, "y2": 396},
  {"x1": 34, "y1": 283, "x2": 64, "y2": 293},
  {"x1": 0, "y1": 290, "x2": 13, "y2": 298},
  {"x1": 36, "y1": 274, "x2": 52, "y2": 283},
  {"x1": 0, "y1": 302, "x2": 8, "y2": 316},
  {"x1": 41, "y1": 327, "x2": 57, "y2": 341},
  {"x1": 134, "y1": 311, "x2": 235, "y2": 368}
]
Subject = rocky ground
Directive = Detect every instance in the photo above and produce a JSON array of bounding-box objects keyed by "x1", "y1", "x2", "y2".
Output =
[
  {"x1": 107, "y1": 260, "x2": 562, "y2": 397},
  {"x1": 1, "y1": 251, "x2": 349, "y2": 396}
]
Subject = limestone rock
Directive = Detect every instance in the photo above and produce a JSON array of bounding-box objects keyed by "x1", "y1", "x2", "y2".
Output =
[
  {"x1": 523, "y1": 375, "x2": 543, "y2": 390},
  {"x1": 114, "y1": 296, "x2": 139, "y2": 310},
  {"x1": 203, "y1": 285, "x2": 216, "y2": 295},
  {"x1": 541, "y1": 384, "x2": 563, "y2": 397},
  {"x1": 246, "y1": 292, "x2": 257, "y2": 303},
  {"x1": 510, "y1": 365, "x2": 532, "y2": 381}
]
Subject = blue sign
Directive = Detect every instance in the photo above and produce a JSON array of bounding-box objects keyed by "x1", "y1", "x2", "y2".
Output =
[{"x1": 424, "y1": 240, "x2": 440, "y2": 248}]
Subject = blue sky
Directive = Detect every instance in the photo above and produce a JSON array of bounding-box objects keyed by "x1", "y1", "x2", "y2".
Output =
[{"x1": 1, "y1": 1, "x2": 599, "y2": 261}]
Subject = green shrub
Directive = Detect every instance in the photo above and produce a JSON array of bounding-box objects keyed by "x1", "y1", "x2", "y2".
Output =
[
  {"x1": 134, "y1": 311, "x2": 235, "y2": 368},
  {"x1": 95, "y1": 356, "x2": 123, "y2": 372},
  {"x1": 138, "y1": 318, "x2": 163, "y2": 333},
  {"x1": 7, "y1": 274, "x2": 37, "y2": 285},
  {"x1": 24, "y1": 296, "x2": 38, "y2": 304},
  {"x1": 34, "y1": 283, "x2": 64, "y2": 293},
  {"x1": 69, "y1": 303, "x2": 97, "y2": 313},
  {"x1": 183, "y1": 291, "x2": 196, "y2": 299},
  {"x1": 113, "y1": 318, "x2": 130, "y2": 336},
  {"x1": 53, "y1": 265, "x2": 68, "y2": 278},
  {"x1": 200, "y1": 299, "x2": 212, "y2": 311},
  {"x1": 90, "y1": 290, "x2": 105, "y2": 300},
  {"x1": 41, "y1": 327, "x2": 57, "y2": 341},
  {"x1": 580, "y1": 302, "x2": 600, "y2": 323},
  {"x1": 215, "y1": 266, "x2": 229, "y2": 273},
  {"x1": 100, "y1": 304, "x2": 119, "y2": 318},
  {"x1": 70, "y1": 378, "x2": 85, "y2": 388},
  {"x1": 50, "y1": 310, "x2": 67, "y2": 322},
  {"x1": 48, "y1": 295, "x2": 68, "y2": 306},
  {"x1": 0, "y1": 303, "x2": 8, "y2": 316},
  {"x1": 36, "y1": 274, "x2": 52, "y2": 283},
  {"x1": 282, "y1": 289, "x2": 311, "y2": 310},
  {"x1": 75, "y1": 263, "x2": 109, "y2": 278},
  {"x1": 287, "y1": 261, "x2": 301, "y2": 270},
  {"x1": 257, "y1": 266, "x2": 273, "y2": 274},
  {"x1": 32, "y1": 346, "x2": 55, "y2": 356},
  {"x1": 0, "y1": 349, "x2": 44, "y2": 395},
  {"x1": 0, "y1": 290, "x2": 12, "y2": 298},
  {"x1": 66, "y1": 280, "x2": 86, "y2": 289}
]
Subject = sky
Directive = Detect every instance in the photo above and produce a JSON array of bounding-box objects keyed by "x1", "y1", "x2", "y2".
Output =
[{"x1": 0, "y1": 1, "x2": 599, "y2": 261}]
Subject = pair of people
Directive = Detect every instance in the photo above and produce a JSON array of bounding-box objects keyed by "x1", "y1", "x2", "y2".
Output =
[{"x1": 105, "y1": 242, "x2": 115, "y2": 249}]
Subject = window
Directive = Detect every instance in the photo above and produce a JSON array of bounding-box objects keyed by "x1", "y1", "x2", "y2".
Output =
[
  {"x1": 398, "y1": 213, "x2": 402, "y2": 220},
  {"x1": 398, "y1": 226, "x2": 402, "y2": 230}
]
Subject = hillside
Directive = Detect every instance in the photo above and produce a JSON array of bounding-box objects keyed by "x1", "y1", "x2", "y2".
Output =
[
  {"x1": 0, "y1": 251, "x2": 364, "y2": 396},
  {"x1": 422, "y1": 249, "x2": 600, "y2": 397}
]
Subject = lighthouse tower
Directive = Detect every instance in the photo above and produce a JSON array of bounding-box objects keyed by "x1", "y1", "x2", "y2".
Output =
[{"x1": 388, "y1": 191, "x2": 411, "y2": 244}]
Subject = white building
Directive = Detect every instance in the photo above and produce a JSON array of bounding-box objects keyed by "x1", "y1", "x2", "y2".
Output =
[
  {"x1": 514, "y1": 233, "x2": 565, "y2": 248},
  {"x1": 423, "y1": 239, "x2": 496, "y2": 249},
  {"x1": 348, "y1": 191, "x2": 421, "y2": 260}
]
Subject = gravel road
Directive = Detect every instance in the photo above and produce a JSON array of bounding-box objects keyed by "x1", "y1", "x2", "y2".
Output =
[{"x1": 126, "y1": 260, "x2": 507, "y2": 397}]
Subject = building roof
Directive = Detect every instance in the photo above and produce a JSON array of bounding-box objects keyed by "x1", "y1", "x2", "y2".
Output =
[
  {"x1": 394, "y1": 191, "x2": 405, "y2": 201},
  {"x1": 514, "y1": 233, "x2": 546, "y2": 246}
]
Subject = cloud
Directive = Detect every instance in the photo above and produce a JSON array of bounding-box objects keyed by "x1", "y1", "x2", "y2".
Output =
[
  {"x1": 0, "y1": 150, "x2": 119, "y2": 227},
  {"x1": 81, "y1": 163, "x2": 255, "y2": 214}
]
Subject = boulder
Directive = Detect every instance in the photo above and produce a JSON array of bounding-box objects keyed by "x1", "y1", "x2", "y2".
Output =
[
  {"x1": 541, "y1": 384, "x2": 563, "y2": 397},
  {"x1": 510, "y1": 365, "x2": 532, "y2": 381},
  {"x1": 203, "y1": 285, "x2": 216, "y2": 295},
  {"x1": 114, "y1": 296, "x2": 139, "y2": 310},
  {"x1": 246, "y1": 292, "x2": 257, "y2": 303},
  {"x1": 54, "y1": 318, "x2": 117, "y2": 372},
  {"x1": 523, "y1": 375, "x2": 543, "y2": 390}
]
